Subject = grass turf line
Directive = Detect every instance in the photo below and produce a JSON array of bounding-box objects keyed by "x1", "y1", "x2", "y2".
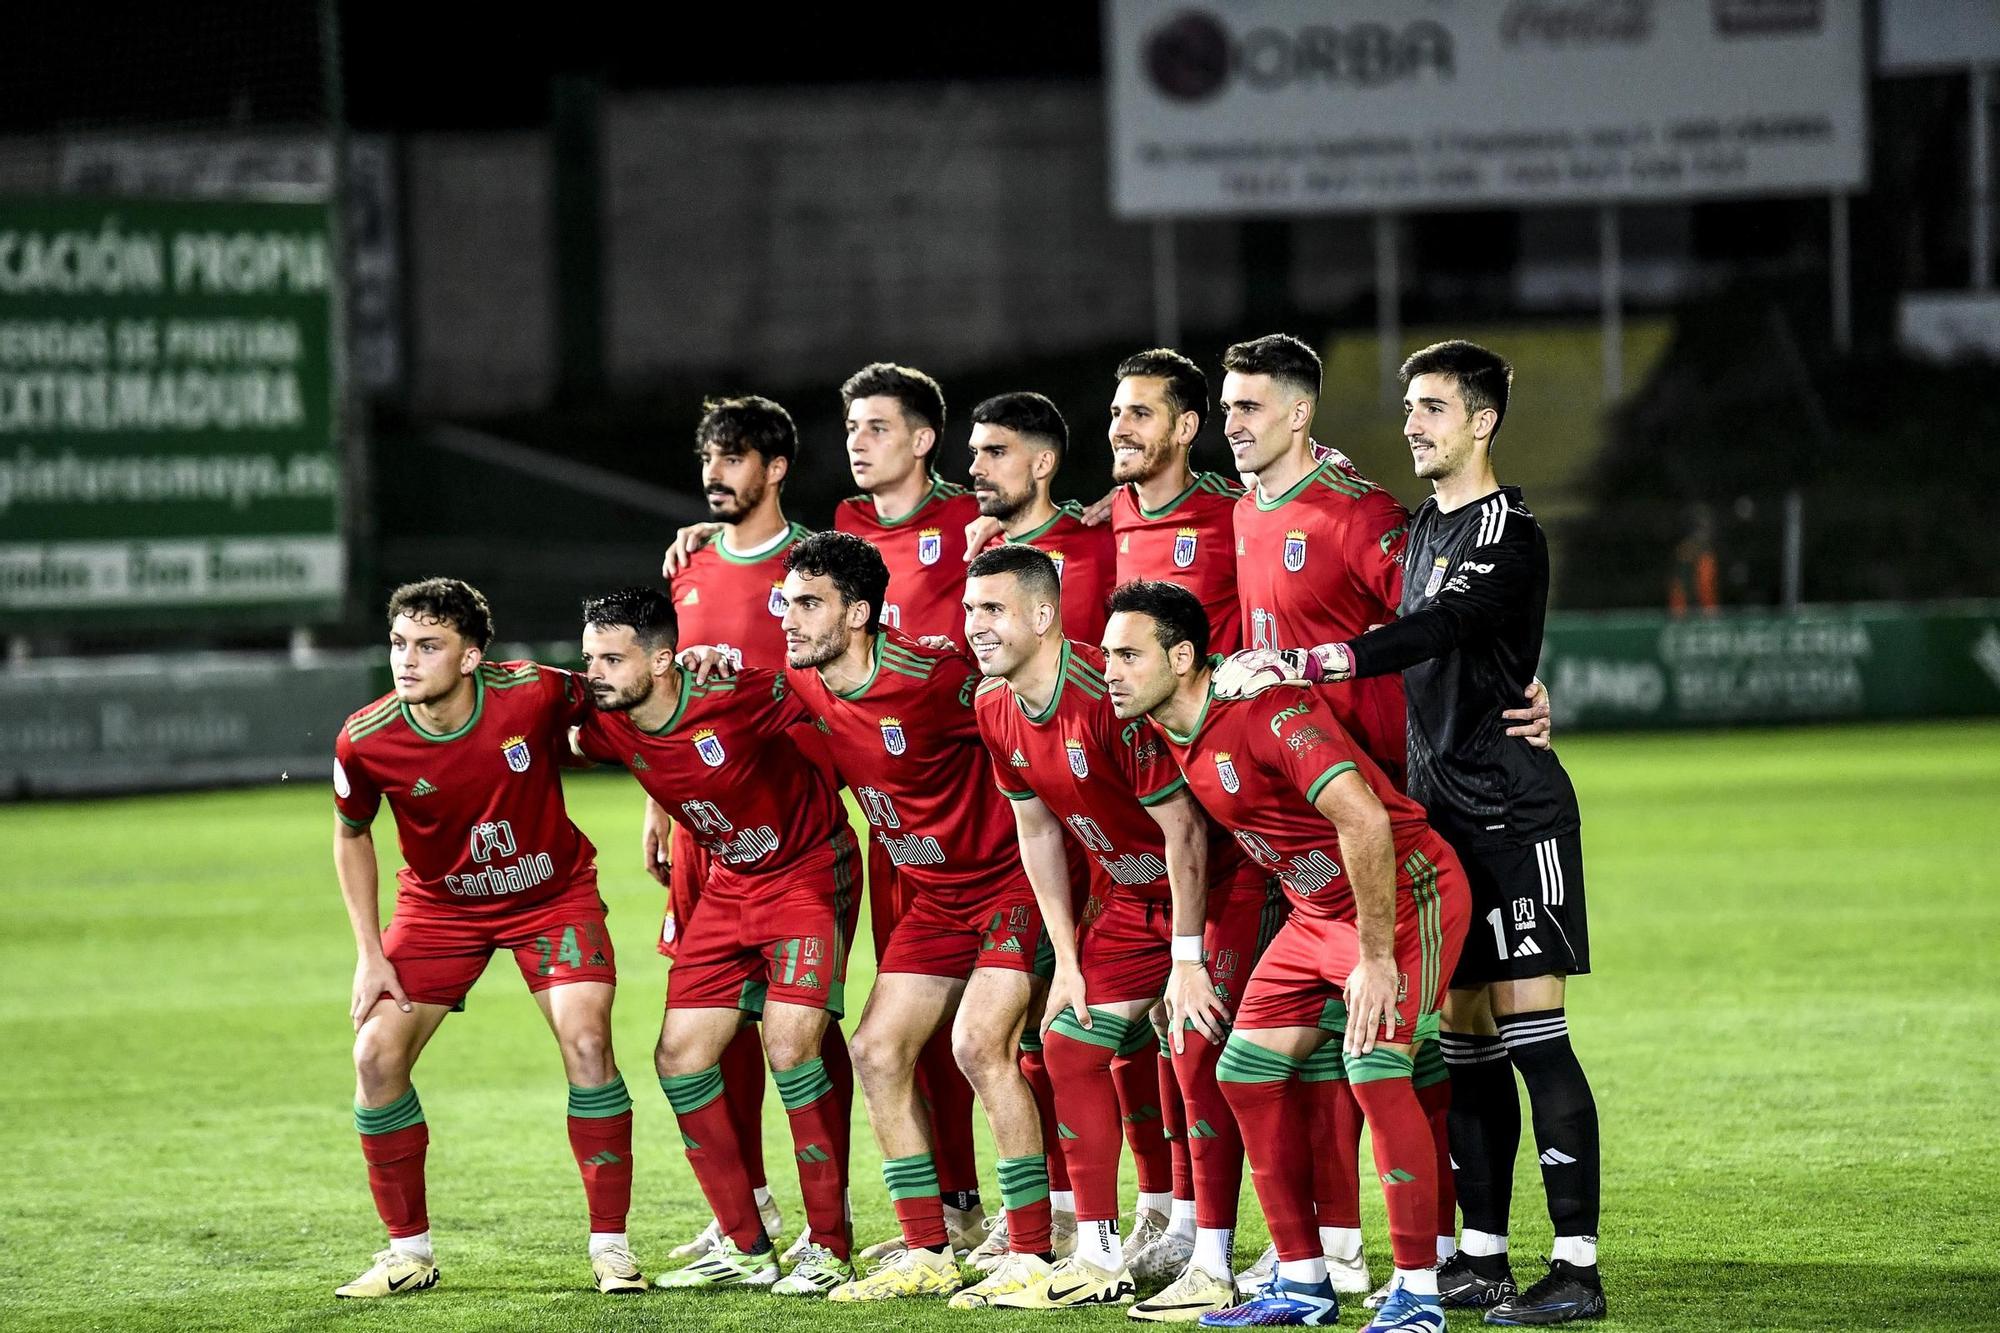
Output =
[{"x1": 0, "y1": 720, "x2": 1993, "y2": 1331}]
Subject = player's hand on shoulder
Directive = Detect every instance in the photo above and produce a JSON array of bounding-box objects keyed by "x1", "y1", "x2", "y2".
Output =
[
  {"x1": 917, "y1": 634, "x2": 959, "y2": 653},
  {"x1": 661, "y1": 522, "x2": 722, "y2": 577},
  {"x1": 677, "y1": 644, "x2": 738, "y2": 684},
  {"x1": 1211, "y1": 648, "x2": 1309, "y2": 700},
  {"x1": 352, "y1": 955, "x2": 411, "y2": 1030},
  {"x1": 1164, "y1": 960, "x2": 1227, "y2": 1051},
  {"x1": 1079, "y1": 488, "x2": 1116, "y2": 526},
  {"x1": 1504, "y1": 676, "x2": 1553, "y2": 749},
  {"x1": 962, "y1": 514, "x2": 1003, "y2": 561}
]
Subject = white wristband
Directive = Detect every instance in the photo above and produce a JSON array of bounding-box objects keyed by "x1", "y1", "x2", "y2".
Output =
[{"x1": 1170, "y1": 935, "x2": 1205, "y2": 963}]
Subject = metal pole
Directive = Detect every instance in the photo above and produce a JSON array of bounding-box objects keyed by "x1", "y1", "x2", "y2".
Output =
[
  {"x1": 318, "y1": 0, "x2": 359, "y2": 631},
  {"x1": 1974, "y1": 65, "x2": 1994, "y2": 290},
  {"x1": 1151, "y1": 219, "x2": 1180, "y2": 348},
  {"x1": 1830, "y1": 193, "x2": 1852, "y2": 352},
  {"x1": 1374, "y1": 212, "x2": 1400, "y2": 405},
  {"x1": 1598, "y1": 204, "x2": 1622, "y2": 400},
  {"x1": 1781, "y1": 489, "x2": 1804, "y2": 611}
]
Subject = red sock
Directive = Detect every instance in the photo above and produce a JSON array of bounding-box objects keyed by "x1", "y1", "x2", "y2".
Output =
[
  {"x1": 1112, "y1": 1042, "x2": 1173, "y2": 1196},
  {"x1": 998, "y1": 1154, "x2": 1054, "y2": 1254},
  {"x1": 1019, "y1": 1045, "x2": 1071, "y2": 1193},
  {"x1": 1043, "y1": 1028, "x2": 1123, "y2": 1222},
  {"x1": 1159, "y1": 1040, "x2": 1195, "y2": 1205},
  {"x1": 1309, "y1": 1076, "x2": 1365, "y2": 1229},
  {"x1": 721, "y1": 1025, "x2": 769, "y2": 1194},
  {"x1": 774, "y1": 1057, "x2": 851, "y2": 1259},
  {"x1": 821, "y1": 1023, "x2": 855, "y2": 1171},
  {"x1": 1173, "y1": 1031, "x2": 1244, "y2": 1229},
  {"x1": 567, "y1": 1077, "x2": 634, "y2": 1233},
  {"x1": 359, "y1": 1123, "x2": 429, "y2": 1238},
  {"x1": 1418, "y1": 1077, "x2": 1455, "y2": 1239},
  {"x1": 1349, "y1": 1065, "x2": 1437, "y2": 1271},
  {"x1": 918, "y1": 1029, "x2": 979, "y2": 1199},
  {"x1": 661, "y1": 1067, "x2": 763, "y2": 1251},
  {"x1": 1217, "y1": 1045, "x2": 1318, "y2": 1261}
]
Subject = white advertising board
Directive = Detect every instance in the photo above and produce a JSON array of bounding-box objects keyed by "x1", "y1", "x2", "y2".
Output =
[{"x1": 1108, "y1": 0, "x2": 1868, "y2": 217}]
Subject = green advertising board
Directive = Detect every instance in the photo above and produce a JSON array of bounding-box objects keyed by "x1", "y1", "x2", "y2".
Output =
[
  {"x1": 1542, "y1": 602, "x2": 2000, "y2": 729},
  {"x1": 0, "y1": 198, "x2": 341, "y2": 627}
]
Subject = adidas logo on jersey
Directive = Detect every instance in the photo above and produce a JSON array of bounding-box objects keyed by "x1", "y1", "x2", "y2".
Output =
[
  {"x1": 1512, "y1": 937, "x2": 1543, "y2": 958},
  {"x1": 630, "y1": 753, "x2": 651, "y2": 771},
  {"x1": 409, "y1": 779, "x2": 438, "y2": 797},
  {"x1": 1009, "y1": 749, "x2": 1030, "y2": 767}
]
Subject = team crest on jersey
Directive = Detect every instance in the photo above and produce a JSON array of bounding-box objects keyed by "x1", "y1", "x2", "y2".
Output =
[
  {"x1": 1214, "y1": 751, "x2": 1240, "y2": 794},
  {"x1": 880, "y1": 715, "x2": 908, "y2": 755},
  {"x1": 691, "y1": 728, "x2": 726, "y2": 767},
  {"x1": 1048, "y1": 550, "x2": 1067, "y2": 579},
  {"x1": 767, "y1": 583, "x2": 785, "y2": 616},
  {"x1": 918, "y1": 528, "x2": 943, "y2": 565},
  {"x1": 502, "y1": 735, "x2": 532, "y2": 773},
  {"x1": 1424, "y1": 556, "x2": 1449, "y2": 598},
  {"x1": 1283, "y1": 529, "x2": 1308, "y2": 572},
  {"x1": 1065, "y1": 737, "x2": 1089, "y2": 778},
  {"x1": 1173, "y1": 527, "x2": 1199, "y2": 568}
]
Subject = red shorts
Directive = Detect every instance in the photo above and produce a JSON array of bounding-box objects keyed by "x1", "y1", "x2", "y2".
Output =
[
  {"x1": 381, "y1": 874, "x2": 615, "y2": 1009},
  {"x1": 1234, "y1": 848, "x2": 1468, "y2": 1042},
  {"x1": 659, "y1": 822, "x2": 710, "y2": 961},
  {"x1": 878, "y1": 878, "x2": 1045, "y2": 979},
  {"x1": 867, "y1": 835, "x2": 920, "y2": 965},
  {"x1": 667, "y1": 829, "x2": 861, "y2": 1016},
  {"x1": 1077, "y1": 884, "x2": 1285, "y2": 1008}
]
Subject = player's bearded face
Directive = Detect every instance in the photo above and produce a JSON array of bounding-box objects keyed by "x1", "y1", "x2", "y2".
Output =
[
  {"x1": 580, "y1": 625, "x2": 656, "y2": 711},
  {"x1": 1109, "y1": 379, "x2": 1181, "y2": 484},
  {"x1": 1101, "y1": 612, "x2": 1175, "y2": 720},
  {"x1": 781, "y1": 572, "x2": 853, "y2": 670},
  {"x1": 389, "y1": 614, "x2": 474, "y2": 705},
  {"x1": 701, "y1": 448, "x2": 769, "y2": 522},
  {"x1": 968, "y1": 423, "x2": 1038, "y2": 523}
]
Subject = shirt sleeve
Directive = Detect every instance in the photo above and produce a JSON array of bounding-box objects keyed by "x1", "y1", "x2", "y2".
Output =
[
  {"x1": 1123, "y1": 717, "x2": 1189, "y2": 807},
  {"x1": 936, "y1": 654, "x2": 984, "y2": 745},
  {"x1": 572, "y1": 712, "x2": 621, "y2": 765},
  {"x1": 1344, "y1": 489, "x2": 1410, "y2": 622},
  {"x1": 332, "y1": 729, "x2": 382, "y2": 829},
  {"x1": 1347, "y1": 522, "x2": 1538, "y2": 679},
  {"x1": 1254, "y1": 688, "x2": 1366, "y2": 807},
  {"x1": 758, "y1": 667, "x2": 814, "y2": 730}
]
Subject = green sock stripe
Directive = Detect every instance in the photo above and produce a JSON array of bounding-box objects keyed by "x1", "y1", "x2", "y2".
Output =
[
  {"x1": 1047, "y1": 1007, "x2": 1130, "y2": 1051},
  {"x1": 567, "y1": 1075, "x2": 632, "y2": 1118},
  {"x1": 1300, "y1": 1042, "x2": 1348, "y2": 1083},
  {"x1": 1158, "y1": 1029, "x2": 1174, "y2": 1058},
  {"x1": 996, "y1": 1154, "x2": 1050, "y2": 1210},
  {"x1": 1346, "y1": 1047, "x2": 1416, "y2": 1084},
  {"x1": 773, "y1": 1057, "x2": 833, "y2": 1110},
  {"x1": 1117, "y1": 1018, "x2": 1160, "y2": 1058},
  {"x1": 882, "y1": 1152, "x2": 941, "y2": 1201},
  {"x1": 1412, "y1": 1040, "x2": 1449, "y2": 1090},
  {"x1": 1215, "y1": 1035, "x2": 1303, "y2": 1083},
  {"x1": 1018, "y1": 1030, "x2": 1043, "y2": 1054},
  {"x1": 659, "y1": 1066, "x2": 725, "y2": 1114},
  {"x1": 354, "y1": 1087, "x2": 424, "y2": 1135}
]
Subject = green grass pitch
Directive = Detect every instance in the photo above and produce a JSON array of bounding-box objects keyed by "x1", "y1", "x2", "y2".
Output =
[{"x1": 1, "y1": 721, "x2": 1994, "y2": 1332}]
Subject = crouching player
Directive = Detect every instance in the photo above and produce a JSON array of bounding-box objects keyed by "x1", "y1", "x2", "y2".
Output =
[
  {"x1": 331, "y1": 578, "x2": 641, "y2": 1297},
  {"x1": 573, "y1": 587, "x2": 860, "y2": 1294},
  {"x1": 1102, "y1": 581, "x2": 1469, "y2": 1333}
]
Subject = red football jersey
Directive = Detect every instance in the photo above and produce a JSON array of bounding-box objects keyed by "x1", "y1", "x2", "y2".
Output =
[
  {"x1": 1234, "y1": 457, "x2": 1409, "y2": 651},
  {"x1": 976, "y1": 640, "x2": 1262, "y2": 904},
  {"x1": 670, "y1": 521, "x2": 810, "y2": 673},
  {"x1": 833, "y1": 477, "x2": 982, "y2": 641},
  {"x1": 1110, "y1": 472, "x2": 1245, "y2": 654},
  {"x1": 787, "y1": 631, "x2": 1023, "y2": 905},
  {"x1": 334, "y1": 661, "x2": 596, "y2": 913},
  {"x1": 1004, "y1": 502, "x2": 1119, "y2": 648},
  {"x1": 573, "y1": 666, "x2": 845, "y2": 895},
  {"x1": 1153, "y1": 682, "x2": 1447, "y2": 921}
]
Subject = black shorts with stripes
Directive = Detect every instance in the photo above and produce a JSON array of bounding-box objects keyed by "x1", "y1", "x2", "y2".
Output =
[{"x1": 1447, "y1": 830, "x2": 1590, "y2": 986}]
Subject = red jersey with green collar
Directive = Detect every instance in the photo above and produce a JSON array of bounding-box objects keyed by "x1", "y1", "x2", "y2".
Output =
[
  {"x1": 834, "y1": 477, "x2": 982, "y2": 641},
  {"x1": 333, "y1": 661, "x2": 595, "y2": 912},
  {"x1": 786, "y1": 631, "x2": 1023, "y2": 904},
  {"x1": 669, "y1": 521, "x2": 810, "y2": 673},
  {"x1": 1003, "y1": 501, "x2": 1119, "y2": 648},
  {"x1": 574, "y1": 666, "x2": 846, "y2": 894},
  {"x1": 1153, "y1": 681, "x2": 1447, "y2": 921},
  {"x1": 1110, "y1": 472, "x2": 1245, "y2": 654},
  {"x1": 1234, "y1": 457, "x2": 1409, "y2": 653},
  {"x1": 975, "y1": 640, "x2": 1262, "y2": 904}
]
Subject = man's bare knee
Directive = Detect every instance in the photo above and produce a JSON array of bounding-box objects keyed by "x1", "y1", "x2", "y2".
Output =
[
  {"x1": 562, "y1": 1025, "x2": 614, "y2": 1084},
  {"x1": 353, "y1": 1023, "x2": 415, "y2": 1102},
  {"x1": 849, "y1": 1022, "x2": 917, "y2": 1092},
  {"x1": 952, "y1": 1022, "x2": 1016, "y2": 1091}
]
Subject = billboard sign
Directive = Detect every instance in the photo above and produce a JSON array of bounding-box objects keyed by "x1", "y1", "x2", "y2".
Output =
[{"x1": 1108, "y1": 0, "x2": 1868, "y2": 217}]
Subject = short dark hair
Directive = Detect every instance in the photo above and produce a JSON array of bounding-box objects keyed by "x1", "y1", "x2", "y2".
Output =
[
  {"x1": 1222, "y1": 333, "x2": 1323, "y2": 402},
  {"x1": 695, "y1": 394, "x2": 797, "y2": 465},
  {"x1": 1399, "y1": 339, "x2": 1513, "y2": 442},
  {"x1": 841, "y1": 362, "x2": 947, "y2": 436},
  {"x1": 785, "y1": 530, "x2": 890, "y2": 635},
  {"x1": 1115, "y1": 347, "x2": 1210, "y2": 432},
  {"x1": 388, "y1": 577, "x2": 493, "y2": 649},
  {"x1": 970, "y1": 391, "x2": 1068, "y2": 463},
  {"x1": 967, "y1": 542, "x2": 1062, "y2": 609},
  {"x1": 581, "y1": 585, "x2": 679, "y2": 653},
  {"x1": 1107, "y1": 579, "x2": 1209, "y2": 662}
]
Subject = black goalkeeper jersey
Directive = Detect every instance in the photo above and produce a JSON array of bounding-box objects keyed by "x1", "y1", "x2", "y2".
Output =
[{"x1": 1346, "y1": 485, "x2": 1579, "y2": 851}]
